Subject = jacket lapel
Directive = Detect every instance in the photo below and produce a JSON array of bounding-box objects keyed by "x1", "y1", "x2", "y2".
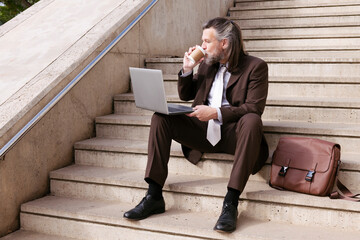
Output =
[
  {"x1": 226, "y1": 54, "x2": 248, "y2": 90},
  {"x1": 226, "y1": 71, "x2": 243, "y2": 90}
]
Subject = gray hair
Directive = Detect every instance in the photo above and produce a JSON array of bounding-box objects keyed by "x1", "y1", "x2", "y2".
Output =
[{"x1": 202, "y1": 17, "x2": 247, "y2": 72}]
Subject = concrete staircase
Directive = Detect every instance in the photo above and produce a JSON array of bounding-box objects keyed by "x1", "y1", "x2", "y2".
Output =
[{"x1": 3, "y1": 0, "x2": 360, "y2": 239}]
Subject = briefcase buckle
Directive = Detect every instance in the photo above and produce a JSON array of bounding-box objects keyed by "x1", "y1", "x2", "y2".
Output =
[
  {"x1": 305, "y1": 170, "x2": 315, "y2": 182},
  {"x1": 279, "y1": 166, "x2": 288, "y2": 177}
]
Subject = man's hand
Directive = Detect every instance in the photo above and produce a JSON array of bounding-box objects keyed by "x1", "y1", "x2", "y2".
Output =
[
  {"x1": 183, "y1": 46, "x2": 204, "y2": 74},
  {"x1": 187, "y1": 105, "x2": 218, "y2": 122}
]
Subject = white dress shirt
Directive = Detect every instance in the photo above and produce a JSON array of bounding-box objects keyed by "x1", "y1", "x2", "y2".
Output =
[{"x1": 181, "y1": 63, "x2": 230, "y2": 124}]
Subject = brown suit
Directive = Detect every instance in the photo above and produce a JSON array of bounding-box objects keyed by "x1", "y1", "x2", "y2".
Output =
[{"x1": 145, "y1": 54, "x2": 269, "y2": 193}]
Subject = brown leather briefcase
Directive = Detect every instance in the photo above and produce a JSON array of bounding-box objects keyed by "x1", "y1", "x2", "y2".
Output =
[{"x1": 270, "y1": 136, "x2": 341, "y2": 196}]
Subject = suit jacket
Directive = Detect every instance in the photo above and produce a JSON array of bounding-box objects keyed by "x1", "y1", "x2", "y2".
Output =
[{"x1": 177, "y1": 54, "x2": 269, "y2": 174}]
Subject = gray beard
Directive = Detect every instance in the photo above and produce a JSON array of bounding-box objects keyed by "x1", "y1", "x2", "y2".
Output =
[{"x1": 205, "y1": 50, "x2": 225, "y2": 65}]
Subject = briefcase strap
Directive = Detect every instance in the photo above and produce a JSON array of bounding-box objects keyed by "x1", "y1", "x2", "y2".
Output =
[{"x1": 330, "y1": 179, "x2": 360, "y2": 202}]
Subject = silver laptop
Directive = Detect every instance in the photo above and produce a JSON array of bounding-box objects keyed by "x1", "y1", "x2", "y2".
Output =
[{"x1": 129, "y1": 67, "x2": 194, "y2": 115}]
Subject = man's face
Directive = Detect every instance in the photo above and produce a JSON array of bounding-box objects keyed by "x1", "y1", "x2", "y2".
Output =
[{"x1": 201, "y1": 27, "x2": 226, "y2": 65}]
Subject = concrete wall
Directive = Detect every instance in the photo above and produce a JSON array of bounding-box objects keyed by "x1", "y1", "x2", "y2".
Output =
[
  {"x1": 0, "y1": 0, "x2": 233, "y2": 237},
  {"x1": 139, "y1": 0, "x2": 233, "y2": 56}
]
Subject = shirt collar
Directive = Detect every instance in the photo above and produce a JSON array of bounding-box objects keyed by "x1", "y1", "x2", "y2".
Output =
[{"x1": 219, "y1": 62, "x2": 229, "y2": 71}]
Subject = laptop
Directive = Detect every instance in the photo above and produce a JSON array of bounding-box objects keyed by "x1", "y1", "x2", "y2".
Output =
[{"x1": 129, "y1": 67, "x2": 194, "y2": 115}]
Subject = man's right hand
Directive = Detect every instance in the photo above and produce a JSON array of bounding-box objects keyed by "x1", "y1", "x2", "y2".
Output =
[{"x1": 183, "y1": 46, "x2": 203, "y2": 74}]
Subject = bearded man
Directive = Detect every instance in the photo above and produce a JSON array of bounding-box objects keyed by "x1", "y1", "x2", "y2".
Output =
[{"x1": 124, "y1": 17, "x2": 269, "y2": 233}]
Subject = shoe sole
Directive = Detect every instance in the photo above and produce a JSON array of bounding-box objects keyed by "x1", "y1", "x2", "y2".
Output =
[
  {"x1": 213, "y1": 227, "x2": 236, "y2": 233},
  {"x1": 124, "y1": 207, "x2": 165, "y2": 221}
]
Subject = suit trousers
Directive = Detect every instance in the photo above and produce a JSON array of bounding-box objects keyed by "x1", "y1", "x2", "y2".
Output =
[{"x1": 145, "y1": 112, "x2": 264, "y2": 193}]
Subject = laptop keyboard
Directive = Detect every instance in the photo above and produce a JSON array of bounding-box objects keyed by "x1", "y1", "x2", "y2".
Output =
[{"x1": 168, "y1": 104, "x2": 192, "y2": 113}]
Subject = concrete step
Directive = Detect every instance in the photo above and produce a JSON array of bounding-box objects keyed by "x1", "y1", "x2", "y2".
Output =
[
  {"x1": 145, "y1": 58, "x2": 360, "y2": 77},
  {"x1": 266, "y1": 76, "x2": 360, "y2": 84},
  {"x1": 94, "y1": 114, "x2": 360, "y2": 153},
  {"x1": 114, "y1": 94, "x2": 360, "y2": 124},
  {"x1": 145, "y1": 58, "x2": 183, "y2": 74},
  {"x1": 244, "y1": 38, "x2": 360, "y2": 51},
  {"x1": 47, "y1": 165, "x2": 360, "y2": 230},
  {"x1": 267, "y1": 82, "x2": 360, "y2": 99},
  {"x1": 230, "y1": 5, "x2": 360, "y2": 19},
  {"x1": 73, "y1": 137, "x2": 360, "y2": 192},
  {"x1": 267, "y1": 62, "x2": 360, "y2": 78},
  {"x1": 263, "y1": 101, "x2": 360, "y2": 124},
  {"x1": 234, "y1": 0, "x2": 360, "y2": 9},
  {"x1": 231, "y1": 15, "x2": 360, "y2": 29},
  {"x1": 0, "y1": 230, "x2": 78, "y2": 240},
  {"x1": 242, "y1": 27, "x2": 360, "y2": 40},
  {"x1": 250, "y1": 50, "x2": 360, "y2": 60},
  {"x1": 20, "y1": 196, "x2": 360, "y2": 240}
]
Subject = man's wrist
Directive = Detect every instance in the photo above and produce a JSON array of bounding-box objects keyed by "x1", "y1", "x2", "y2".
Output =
[
  {"x1": 212, "y1": 108, "x2": 218, "y2": 119},
  {"x1": 182, "y1": 67, "x2": 193, "y2": 74},
  {"x1": 181, "y1": 68, "x2": 193, "y2": 77}
]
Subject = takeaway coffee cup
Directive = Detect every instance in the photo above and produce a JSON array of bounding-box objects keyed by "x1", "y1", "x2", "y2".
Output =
[{"x1": 187, "y1": 46, "x2": 206, "y2": 64}]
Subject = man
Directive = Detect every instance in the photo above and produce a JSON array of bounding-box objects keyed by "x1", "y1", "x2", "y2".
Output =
[{"x1": 124, "y1": 17, "x2": 269, "y2": 233}]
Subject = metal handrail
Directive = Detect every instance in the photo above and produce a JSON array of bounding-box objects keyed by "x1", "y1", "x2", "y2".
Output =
[{"x1": 0, "y1": 0, "x2": 158, "y2": 161}]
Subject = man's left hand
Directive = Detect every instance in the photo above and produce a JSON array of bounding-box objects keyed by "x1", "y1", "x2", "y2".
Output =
[{"x1": 187, "y1": 105, "x2": 218, "y2": 122}]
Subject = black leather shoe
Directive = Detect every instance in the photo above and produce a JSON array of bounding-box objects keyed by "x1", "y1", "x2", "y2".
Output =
[
  {"x1": 213, "y1": 202, "x2": 238, "y2": 233},
  {"x1": 123, "y1": 194, "x2": 165, "y2": 220}
]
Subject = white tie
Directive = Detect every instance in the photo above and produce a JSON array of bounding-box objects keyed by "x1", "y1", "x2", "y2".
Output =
[{"x1": 207, "y1": 66, "x2": 226, "y2": 146}]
